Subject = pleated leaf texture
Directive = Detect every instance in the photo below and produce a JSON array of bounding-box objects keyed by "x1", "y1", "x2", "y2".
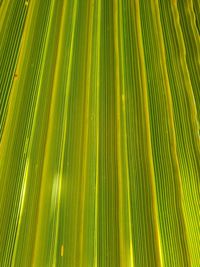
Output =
[{"x1": 0, "y1": 0, "x2": 200, "y2": 266}]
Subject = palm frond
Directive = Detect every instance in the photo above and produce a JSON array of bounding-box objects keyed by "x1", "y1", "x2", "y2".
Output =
[{"x1": 0, "y1": 0, "x2": 199, "y2": 266}]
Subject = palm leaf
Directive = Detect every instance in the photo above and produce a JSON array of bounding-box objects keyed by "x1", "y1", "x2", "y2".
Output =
[{"x1": 0, "y1": 0, "x2": 199, "y2": 266}]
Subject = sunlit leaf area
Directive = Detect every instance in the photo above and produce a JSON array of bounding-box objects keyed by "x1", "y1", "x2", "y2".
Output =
[{"x1": 0, "y1": 0, "x2": 200, "y2": 266}]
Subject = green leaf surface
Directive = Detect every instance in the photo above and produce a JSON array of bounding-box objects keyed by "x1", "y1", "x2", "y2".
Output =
[{"x1": 0, "y1": 0, "x2": 199, "y2": 266}]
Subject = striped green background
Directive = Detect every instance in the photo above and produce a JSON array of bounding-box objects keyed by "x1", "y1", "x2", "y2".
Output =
[{"x1": 0, "y1": 0, "x2": 199, "y2": 266}]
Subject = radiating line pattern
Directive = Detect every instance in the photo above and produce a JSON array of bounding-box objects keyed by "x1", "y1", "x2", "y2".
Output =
[{"x1": 0, "y1": 0, "x2": 199, "y2": 266}]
